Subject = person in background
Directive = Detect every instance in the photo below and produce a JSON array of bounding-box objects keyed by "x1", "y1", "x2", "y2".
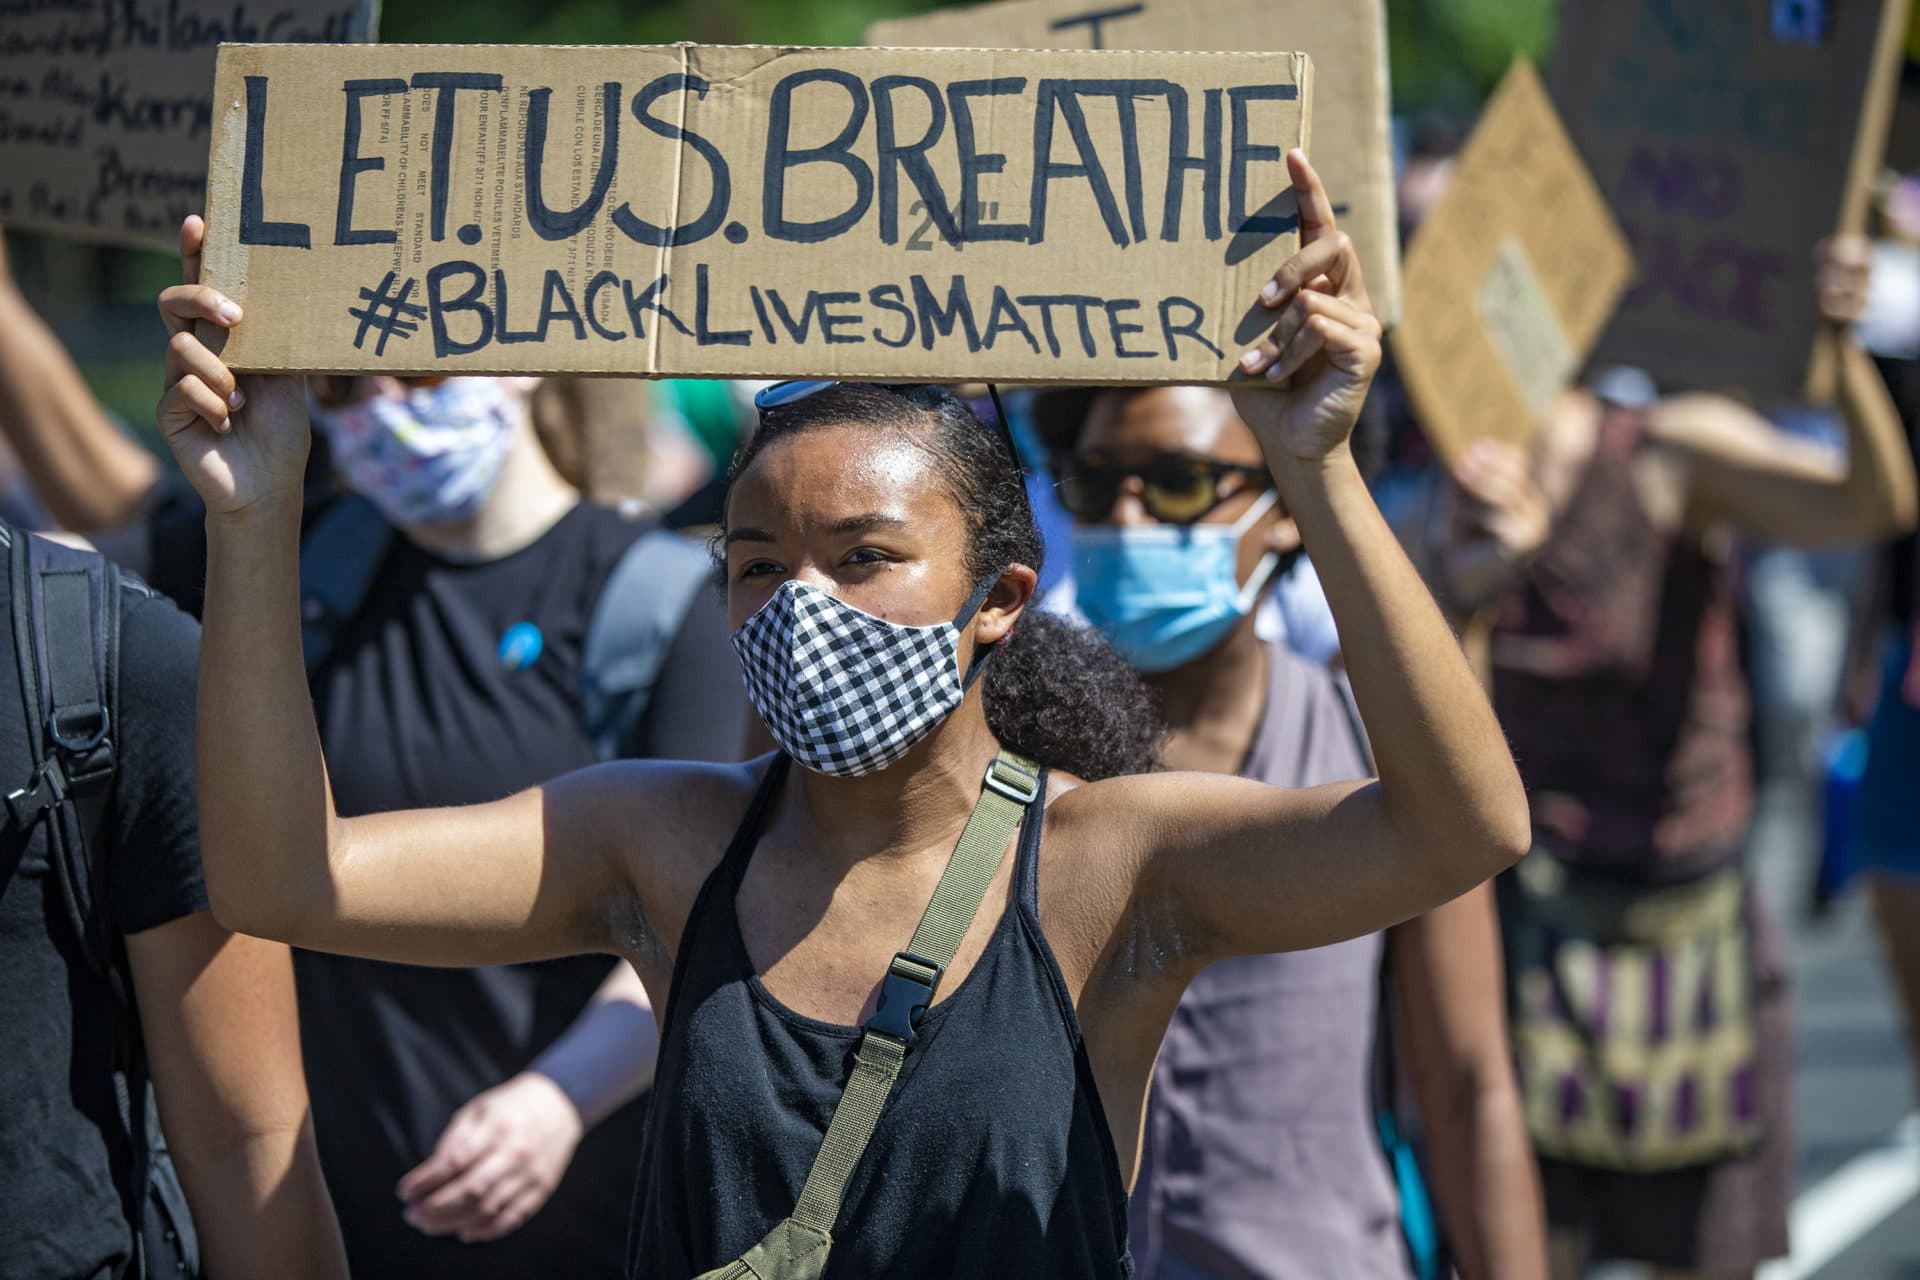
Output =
[
  {"x1": 0, "y1": 221, "x2": 748, "y2": 1276},
  {"x1": 1050, "y1": 384, "x2": 1547, "y2": 1280},
  {"x1": 1851, "y1": 178, "x2": 1920, "y2": 1116},
  {"x1": 0, "y1": 240, "x2": 346, "y2": 1275},
  {"x1": 1421, "y1": 238, "x2": 1915, "y2": 1280}
]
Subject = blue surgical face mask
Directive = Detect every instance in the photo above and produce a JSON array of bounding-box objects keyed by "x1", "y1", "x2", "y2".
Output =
[{"x1": 1071, "y1": 489, "x2": 1281, "y2": 673}]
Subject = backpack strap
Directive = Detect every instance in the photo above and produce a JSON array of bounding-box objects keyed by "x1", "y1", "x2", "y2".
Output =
[
  {"x1": 693, "y1": 751, "x2": 1043, "y2": 1280},
  {"x1": 581, "y1": 524, "x2": 713, "y2": 760},
  {"x1": 299, "y1": 496, "x2": 392, "y2": 672},
  {"x1": 3, "y1": 527, "x2": 165, "y2": 1277}
]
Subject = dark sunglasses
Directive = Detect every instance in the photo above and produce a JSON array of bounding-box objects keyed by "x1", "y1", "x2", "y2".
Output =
[
  {"x1": 311, "y1": 373, "x2": 450, "y2": 409},
  {"x1": 1052, "y1": 453, "x2": 1271, "y2": 524}
]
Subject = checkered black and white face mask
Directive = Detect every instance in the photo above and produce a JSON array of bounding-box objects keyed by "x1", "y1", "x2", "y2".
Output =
[{"x1": 731, "y1": 576, "x2": 997, "y2": 778}]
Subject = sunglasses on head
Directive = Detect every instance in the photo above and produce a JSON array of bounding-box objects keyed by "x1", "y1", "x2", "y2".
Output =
[
  {"x1": 752, "y1": 380, "x2": 1020, "y2": 464},
  {"x1": 1052, "y1": 452, "x2": 1271, "y2": 524},
  {"x1": 311, "y1": 374, "x2": 450, "y2": 410}
]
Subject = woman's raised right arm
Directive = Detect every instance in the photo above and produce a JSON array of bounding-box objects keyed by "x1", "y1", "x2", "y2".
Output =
[{"x1": 157, "y1": 217, "x2": 643, "y2": 966}]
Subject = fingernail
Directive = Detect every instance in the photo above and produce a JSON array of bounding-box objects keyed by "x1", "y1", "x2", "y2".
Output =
[
  {"x1": 1265, "y1": 363, "x2": 1288, "y2": 382},
  {"x1": 217, "y1": 416, "x2": 232, "y2": 434},
  {"x1": 218, "y1": 300, "x2": 242, "y2": 324},
  {"x1": 1260, "y1": 280, "x2": 1281, "y2": 305},
  {"x1": 1239, "y1": 348, "x2": 1264, "y2": 372},
  {"x1": 228, "y1": 388, "x2": 245, "y2": 410}
]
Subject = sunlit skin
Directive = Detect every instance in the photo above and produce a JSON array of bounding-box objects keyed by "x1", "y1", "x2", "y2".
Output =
[{"x1": 152, "y1": 152, "x2": 1535, "y2": 1205}]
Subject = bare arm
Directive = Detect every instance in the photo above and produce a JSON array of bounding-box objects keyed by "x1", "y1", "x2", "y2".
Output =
[
  {"x1": 127, "y1": 912, "x2": 347, "y2": 1280},
  {"x1": 154, "y1": 217, "x2": 667, "y2": 966},
  {"x1": 1652, "y1": 237, "x2": 1918, "y2": 547},
  {"x1": 1388, "y1": 887, "x2": 1547, "y2": 1280},
  {"x1": 1079, "y1": 154, "x2": 1531, "y2": 963},
  {"x1": 0, "y1": 236, "x2": 162, "y2": 529},
  {"x1": 397, "y1": 961, "x2": 658, "y2": 1242}
]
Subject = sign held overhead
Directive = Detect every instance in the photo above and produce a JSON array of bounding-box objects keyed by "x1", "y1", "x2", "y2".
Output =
[
  {"x1": 200, "y1": 42, "x2": 1313, "y2": 382},
  {"x1": 867, "y1": 0, "x2": 1399, "y2": 325},
  {"x1": 0, "y1": 0, "x2": 379, "y2": 250},
  {"x1": 1550, "y1": 0, "x2": 1913, "y2": 401},
  {"x1": 1390, "y1": 61, "x2": 1634, "y2": 463}
]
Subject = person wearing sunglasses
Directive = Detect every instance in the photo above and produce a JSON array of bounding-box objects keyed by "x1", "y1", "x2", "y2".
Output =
[
  {"x1": 4, "y1": 224, "x2": 749, "y2": 1275},
  {"x1": 154, "y1": 152, "x2": 1534, "y2": 1279},
  {"x1": 1049, "y1": 386, "x2": 1547, "y2": 1280}
]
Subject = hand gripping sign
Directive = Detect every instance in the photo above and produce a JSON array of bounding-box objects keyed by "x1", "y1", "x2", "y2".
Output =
[{"x1": 199, "y1": 42, "x2": 1312, "y2": 383}]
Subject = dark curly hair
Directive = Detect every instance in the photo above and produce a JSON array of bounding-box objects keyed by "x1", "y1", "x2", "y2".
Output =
[{"x1": 725, "y1": 384, "x2": 1162, "y2": 780}]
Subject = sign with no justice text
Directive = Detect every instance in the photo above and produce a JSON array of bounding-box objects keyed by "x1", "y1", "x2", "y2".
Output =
[
  {"x1": 201, "y1": 43, "x2": 1313, "y2": 382},
  {"x1": 0, "y1": 0, "x2": 378, "y2": 250},
  {"x1": 1551, "y1": 0, "x2": 1912, "y2": 401},
  {"x1": 867, "y1": 0, "x2": 1398, "y2": 325}
]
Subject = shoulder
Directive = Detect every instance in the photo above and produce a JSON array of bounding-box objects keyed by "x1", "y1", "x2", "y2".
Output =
[{"x1": 116, "y1": 576, "x2": 201, "y2": 697}]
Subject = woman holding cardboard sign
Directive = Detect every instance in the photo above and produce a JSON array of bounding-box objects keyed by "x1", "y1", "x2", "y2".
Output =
[{"x1": 154, "y1": 151, "x2": 1531, "y2": 1278}]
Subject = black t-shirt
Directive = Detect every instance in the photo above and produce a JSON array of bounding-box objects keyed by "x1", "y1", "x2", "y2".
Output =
[
  {"x1": 0, "y1": 564, "x2": 206, "y2": 1280},
  {"x1": 127, "y1": 497, "x2": 737, "y2": 1278}
]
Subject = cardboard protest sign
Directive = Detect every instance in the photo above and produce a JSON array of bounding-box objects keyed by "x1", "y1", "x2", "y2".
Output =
[
  {"x1": 199, "y1": 42, "x2": 1312, "y2": 382},
  {"x1": 1389, "y1": 62, "x2": 1633, "y2": 462},
  {"x1": 866, "y1": 0, "x2": 1399, "y2": 325},
  {"x1": 0, "y1": 0, "x2": 378, "y2": 250},
  {"x1": 1550, "y1": 0, "x2": 1913, "y2": 402}
]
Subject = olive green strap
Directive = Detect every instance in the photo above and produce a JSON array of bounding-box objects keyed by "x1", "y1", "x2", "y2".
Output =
[{"x1": 693, "y1": 751, "x2": 1042, "y2": 1280}]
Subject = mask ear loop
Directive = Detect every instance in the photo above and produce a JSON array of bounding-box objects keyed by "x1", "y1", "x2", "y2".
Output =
[
  {"x1": 1229, "y1": 489, "x2": 1285, "y2": 612},
  {"x1": 953, "y1": 571, "x2": 1006, "y2": 691}
]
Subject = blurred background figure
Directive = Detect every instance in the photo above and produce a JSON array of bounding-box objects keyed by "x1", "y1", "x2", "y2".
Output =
[
  {"x1": 1047, "y1": 384, "x2": 1548, "y2": 1280},
  {"x1": 1410, "y1": 239, "x2": 1914, "y2": 1279},
  {"x1": 1851, "y1": 168, "x2": 1920, "y2": 1134},
  {"x1": 0, "y1": 215, "x2": 750, "y2": 1277}
]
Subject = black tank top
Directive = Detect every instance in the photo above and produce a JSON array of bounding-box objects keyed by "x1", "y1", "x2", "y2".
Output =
[{"x1": 628, "y1": 756, "x2": 1134, "y2": 1278}]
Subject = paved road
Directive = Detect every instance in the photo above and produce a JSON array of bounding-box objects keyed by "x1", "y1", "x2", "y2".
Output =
[{"x1": 1793, "y1": 894, "x2": 1917, "y2": 1279}]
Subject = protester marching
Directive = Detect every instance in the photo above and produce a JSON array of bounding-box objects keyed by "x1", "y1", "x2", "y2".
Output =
[{"x1": 1, "y1": 1, "x2": 1918, "y2": 1279}]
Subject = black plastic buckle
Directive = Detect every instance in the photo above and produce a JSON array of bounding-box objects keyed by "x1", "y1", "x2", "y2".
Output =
[
  {"x1": 868, "y1": 952, "x2": 942, "y2": 1049},
  {"x1": 6, "y1": 758, "x2": 68, "y2": 827}
]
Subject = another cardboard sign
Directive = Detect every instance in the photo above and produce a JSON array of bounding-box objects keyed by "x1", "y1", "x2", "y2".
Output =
[
  {"x1": 201, "y1": 42, "x2": 1312, "y2": 381},
  {"x1": 1390, "y1": 62, "x2": 1633, "y2": 462},
  {"x1": 867, "y1": 0, "x2": 1399, "y2": 325},
  {"x1": 1550, "y1": 0, "x2": 1913, "y2": 401},
  {"x1": 0, "y1": 0, "x2": 378, "y2": 250}
]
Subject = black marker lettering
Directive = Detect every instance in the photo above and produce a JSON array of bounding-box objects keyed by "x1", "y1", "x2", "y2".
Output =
[
  {"x1": 1163, "y1": 86, "x2": 1222, "y2": 241},
  {"x1": 910, "y1": 274, "x2": 981, "y2": 352},
  {"x1": 239, "y1": 76, "x2": 310, "y2": 248},
  {"x1": 426, "y1": 260, "x2": 491, "y2": 356},
  {"x1": 695, "y1": 263, "x2": 750, "y2": 345},
  {"x1": 524, "y1": 82, "x2": 620, "y2": 241},
  {"x1": 869, "y1": 284, "x2": 915, "y2": 348},
  {"x1": 614, "y1": 75, "x2": 731, "y2": 246},
  {"x1": 872, "y1": 76, "x2": 955, "y2": 246},
  {"x1": 817, "y1": 291, "x2": 864, "y2": 344},
  {"x1": 493, "y1": 269, "x2": 542, "y2": 344},
  {"x1": 982, "y1": 286, "x2": 1041, "y2": 354},
  {"x1": 411, "y1": 72, "x2": 503, "y2": 243},
  {"x1": 1047, "y1": 3, "x2": 1145, "y2": 48},
  {"x1": 1228, "y1": 84, "x2": 1293, "y2": 234},
  {"x1": 584, "y1": 271, "x2": 628, "y2": 341},
  {"x1": 623, "y1": 274, "x2": 693, "y2": 338},
  {"x1": 1159, "y1": 296, "x2": 1221, "y2": 359},
  {"x1": 947, "y1": 78, "x2": 1029, "y2": 243},
  {"x1": 1029, "y1": 81, "x2": 1127, "y2": 247},
  {"x1": 537, "y1": 269, "x2": 585, "y2": 342},
  {"x1": 1105, "y1": 299, "x2": 1153, "y2": 357},
  {"x1": 335, "y1": 78, "x2": 405, "y2": 245},
  {"x1": 764, "y1": 69, "x2": 873, "y2": 243}
]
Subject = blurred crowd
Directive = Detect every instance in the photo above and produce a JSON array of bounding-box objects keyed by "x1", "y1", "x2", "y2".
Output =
[{"x1": 3, "y1": 14, "x2": 1920, "y2": 1280}]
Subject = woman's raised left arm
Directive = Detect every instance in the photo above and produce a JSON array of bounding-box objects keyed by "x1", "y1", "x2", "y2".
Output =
[{"x1": 1060, "y1": 152, "x2": 1530, "y2": 964}]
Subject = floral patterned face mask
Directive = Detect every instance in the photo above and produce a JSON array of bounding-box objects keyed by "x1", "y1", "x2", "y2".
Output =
[{"x1": 311, "y1": 377, "x2": 519, "y2": 528}]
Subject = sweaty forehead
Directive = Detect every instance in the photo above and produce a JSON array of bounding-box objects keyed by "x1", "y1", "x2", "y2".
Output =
[
  {"x1": 726, "y1": 423, "x2": 962, "y2": 537},
  {"x1": 1080, "y1": 387, "x2": 1262, "y2": 464}
]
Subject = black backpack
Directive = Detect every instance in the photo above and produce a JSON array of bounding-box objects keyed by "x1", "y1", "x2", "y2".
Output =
[{"x1": 1, "y1": 526, "x2": 201, "y2": 1280}]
